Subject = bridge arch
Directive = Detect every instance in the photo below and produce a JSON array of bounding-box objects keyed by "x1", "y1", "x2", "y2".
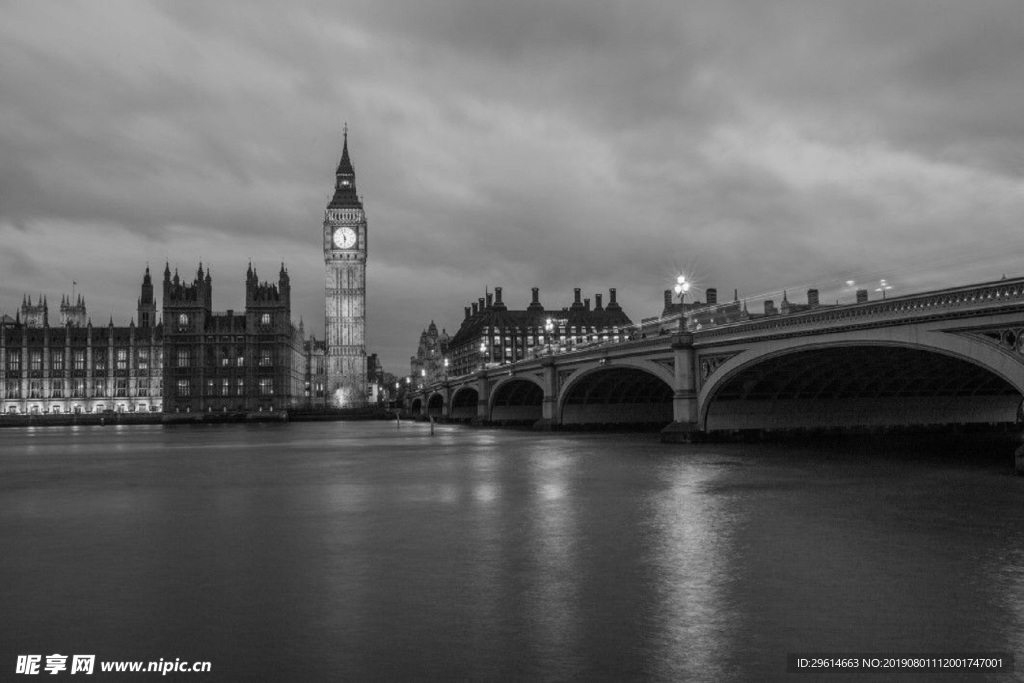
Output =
[
  {"x1": 488, "y1": 375, "x2": 545, "y2": 424},
  {"x1": 449, "y1": 386, "x2": 479, "y2": 421},
  {"x1": 409, "y1": 397, "x2": 423, "y2": 415},
  {"x1": 559, "y1": 364, "x2": 674, "y2": 427},
  {"x1": 426, "y1": 392, "x2": 445, "y2": 419},
  {"x1": 699, "y1": 336, "x2": 1024, "y2": 431}
]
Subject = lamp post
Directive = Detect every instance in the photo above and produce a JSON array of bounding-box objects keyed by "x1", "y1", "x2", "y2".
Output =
[
  {"x1": 674, "y1": 274, "x2": 691, "y2": 303},
  {"x1": 674, "y1": 274, "x2": 692, "y2": 331},
  {"x1": 876, "y1": 279, "x2": 892, "y2": 299},
  {"x1": 443, "y1": 357, "x2": 449, "y2": 380},
  {"x1": 479, "y1": 341, "x2": 487, "y2": 370},
  {"x1": 544, "y1": 318, "x2": 554, "y2": 354}
]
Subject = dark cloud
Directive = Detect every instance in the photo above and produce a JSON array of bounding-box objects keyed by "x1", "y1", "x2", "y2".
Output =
[{"x1": 2, "y1": 0, "x2": 1023, "y2": 372}]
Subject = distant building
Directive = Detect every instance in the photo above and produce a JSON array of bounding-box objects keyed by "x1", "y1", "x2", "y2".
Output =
[
  {"x1": 161, "y1": 262, "x2": 305, "y2": 414},
  {"x1": 1, "y1": 269, "x2": 163, "y2": 415},
  {"x1": 446, "y1": 287, "x2": 632, "y2": 377},
  {"x1": 410, "y1": 321, "x2": 450, "y2": 385}
]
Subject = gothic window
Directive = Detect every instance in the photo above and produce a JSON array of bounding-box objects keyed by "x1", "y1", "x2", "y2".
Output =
[
  {"x1": 177, "y1": 348, "x2": 191, "y2": 368},
  {"x1": 29, "y1": 351, "x2": 42, "y2": 371},
  {"x1": 94, "y1": 350, "x2": 107, "y2": 371},
  {"x1": 116, "y1": 348, "x2": 128, "y2": 370},
  {"x1": 259, "y1": 349, "x2": 272, "y2": 367},
  {"x1": 52, "y1": 354, "x2": 64, "y2": 371},
  {"x1": 51, "y1": 380, "x2": 64, "y2": 398},
  {"x1": 176, "y1": 379, "x2": 191, "y2": 397},
  {"x1": 6, "y1": 382, "x2": 21, "y2": 399},
  {"x1": 72, "y1": 380, "x2": 85, "y2": 398},
  {"x1": 136, "y1": 380, "x2": 149, "y2": 397},
  {"x1": 221, "y1": 347, "x2": 230, "y2": 367},
  {"x1": 29, "y1": 380, "x2": 43, "y2": 399},
  {"x1": 206, "y1": 379, "x2": 215, "y2": 395},
  {"x1": 73, "y1": 350, "x2": 85, "y2": 370},
  {"x1": 137, "y1": 348, "x2": 149, "y2": 370},
  {"x1": 236, "y1": 378, "x2": 244, "y2": 394},
  {"x1": 222, "y1": 378, "x2": 230, "y2": 396},
  {"x1": 7, "y1": 355, "x2": 20, "y2": 372},
  {"x1": 114, "y1": 379, "x2": 128, "y2": 397},
  {"x1": 259, "y1": 378, "x2": 274, "y2": 396},
  {"x1": 178, "y1": 313, "x2": 189, "y2": 328},
  {"x1": 261, "y1": 313, "x2": 271, "y2": 325},
  {"x1": 236, "y1": 352, "x2": 245, "y2": 367},
  {"x1": 93, "y1": 379, "x2": 107, "y2": 396}
]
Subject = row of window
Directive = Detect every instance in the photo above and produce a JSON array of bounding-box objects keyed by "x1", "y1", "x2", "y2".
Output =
[
  {"x1": 4, "y1": 379, "x2": 160, "y2": 399},
  {"x1": 174, "y1": 378, "x2": 275, "y2": 397},
  {"x1": 176, "y1": 313, "x2": 273, "y2": 327},
  {"x1": 174, "y1": 348, "x2": 275, "y2": 368},
  {"x1": 5, "y1": 348, "x2": 157, "y2": 372}
]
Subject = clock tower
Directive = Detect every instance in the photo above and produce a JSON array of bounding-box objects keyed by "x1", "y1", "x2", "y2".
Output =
[{"x1": 323, "y1": 126, "x2": 368, "y2": 407}]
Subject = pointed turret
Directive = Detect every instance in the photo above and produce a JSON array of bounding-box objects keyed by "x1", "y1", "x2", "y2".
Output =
[{"x1": 329, "y1": 124, "x2": 361, "y2": 209}]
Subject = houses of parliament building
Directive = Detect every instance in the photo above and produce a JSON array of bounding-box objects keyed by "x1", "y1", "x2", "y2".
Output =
[{"x1": 0, "y1": 129, "x2": 373, "y2": 416}]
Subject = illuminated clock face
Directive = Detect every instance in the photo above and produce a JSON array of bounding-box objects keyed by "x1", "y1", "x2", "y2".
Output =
[{"x1": 333, "y1": 227, "x2": 357, "y2": 249}]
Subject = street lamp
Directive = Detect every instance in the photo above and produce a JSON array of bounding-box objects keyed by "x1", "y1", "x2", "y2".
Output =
[
  {"x1": 479, "y1": 341, "x2": 487, "y2": 369},
  {"x1": 674, "y1": 274, "x2": 691, "y2": 303},
  {"x1": 876, "y1": 279, "x2": 893, "y2": 298},
  {"x1": 544, "y1": 318, "x2": 554, "y2": 354},
  {"x1": 675, "y1": 274, "x2": 693, "y2": 331},
  {"x1": 443, "y1": 357, "x2": 449, "y2": 379}
]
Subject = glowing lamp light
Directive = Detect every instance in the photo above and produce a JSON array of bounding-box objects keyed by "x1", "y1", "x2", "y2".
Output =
[{"x1": 673, "y1": 274, "x2": 691, "y2": 297}]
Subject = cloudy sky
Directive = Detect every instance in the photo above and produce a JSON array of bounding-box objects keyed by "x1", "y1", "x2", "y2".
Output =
[{"x1": 2, "y1": 1, "x2": 1023, "y2": 373}]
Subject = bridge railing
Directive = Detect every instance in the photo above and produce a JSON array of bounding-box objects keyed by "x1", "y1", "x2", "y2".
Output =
[{"x1": 696, "y1": 276, "x2": 1024, "y2": 340}]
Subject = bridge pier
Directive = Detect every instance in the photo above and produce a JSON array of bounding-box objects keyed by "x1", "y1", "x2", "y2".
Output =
[
  {"x1": 471, "y1": 370, "x2": 490, "y2": 426},
  {"x1": 533, "y1": 356, "x2": 559, "y2": 431},
  {"x1": 661, "y1": 332, "x2": 703, "y2": 443}
]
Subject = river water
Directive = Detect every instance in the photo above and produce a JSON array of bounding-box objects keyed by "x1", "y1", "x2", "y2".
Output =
[{"x1": 1, "y1": 422, "x2": 1022, "y2": 680}]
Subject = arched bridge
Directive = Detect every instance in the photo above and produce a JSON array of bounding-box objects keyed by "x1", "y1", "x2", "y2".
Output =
[{"x1": 408, "y1": 277, "x2": 1024, "y2": 441}]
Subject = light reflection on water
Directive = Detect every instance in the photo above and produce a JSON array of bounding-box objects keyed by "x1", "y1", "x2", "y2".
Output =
[{"x1": 1, "y1": 422, "x2": 1022, "y2": 680}]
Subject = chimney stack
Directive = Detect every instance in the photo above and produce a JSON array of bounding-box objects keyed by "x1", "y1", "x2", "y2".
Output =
[
  {"x1": 574, "y1": 288, "x2": 582, "y2": 304},
  {"x1": 664, "y1": 290, "x2": 672, "y2": 309},
  {"x1": 472, "y1": 302, "x2": 479, "y2": 315},
  {"x1": 856, "y1": 289, "x2": 868, "y2": 304},
  {"x1": 495, "y1": 287, "x2": 503, "y2": 304},
  {"x1": 808, "y1": 288, "x2": 819, "y2": 307},
  {"x1": 528, "y1": 286, "x2": 543, "y2": 312},
  {"x1": 486, "y1": 292, "x2": 493, "y2": 308},
  {"x1": 584, "y1": 298, "x2": 590, "y2": 311},
  {"x1": 764, "y1": 299, "x2": 776, "y2": 315},
  {"x1": 478, "y1": 297, "x2": 485, "y2": 311},
  {"x1": 595, "y1": 293, "x2": 603, "y2": 310},
  {"x1": 465, "y1": 306, "x2": 471, "y2": 319},
  {"x1": 609, "y1": 288, "x2": 617, "y2": 304},
  {"x1": 706, "y1": 288, "x2": 717, "y2": 305}
]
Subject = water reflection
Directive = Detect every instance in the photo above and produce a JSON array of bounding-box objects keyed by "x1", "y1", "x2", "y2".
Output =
[{"x1": 1, "y1": 424, "x2": 1021, "y2": 679}]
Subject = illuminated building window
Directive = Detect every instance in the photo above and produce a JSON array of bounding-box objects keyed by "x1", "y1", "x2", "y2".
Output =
[
  {"x1": 259, "y1": 349, "x2": 272, "y2": 367},
  {"x1": 73, "y1": 351, "x2": 85, "y2": 370},
  {"x1": 259, "y1": 378, "x2": 273, "y2": 395},
  {"x1": 177, "y1": 349, "x2": 190, "y2": 368},
  {"x1": 177, "y1": 379, "x2": 191, "y2": 397},
  {"x1": 52, "y1": 354, "x2": 64, "y2": 371},
  {"x1": 137, "y1": 348, "x2": 149, "y2": 370},
  {"x1": 29, "y1": 351, "x2": 42, "y2": 371},
  {"x1": 116, "y1": 348, "x2": 128, "y2": 370},
  {"x1": 261, "y1": 313, "x2": 271, "y2": 325}
]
